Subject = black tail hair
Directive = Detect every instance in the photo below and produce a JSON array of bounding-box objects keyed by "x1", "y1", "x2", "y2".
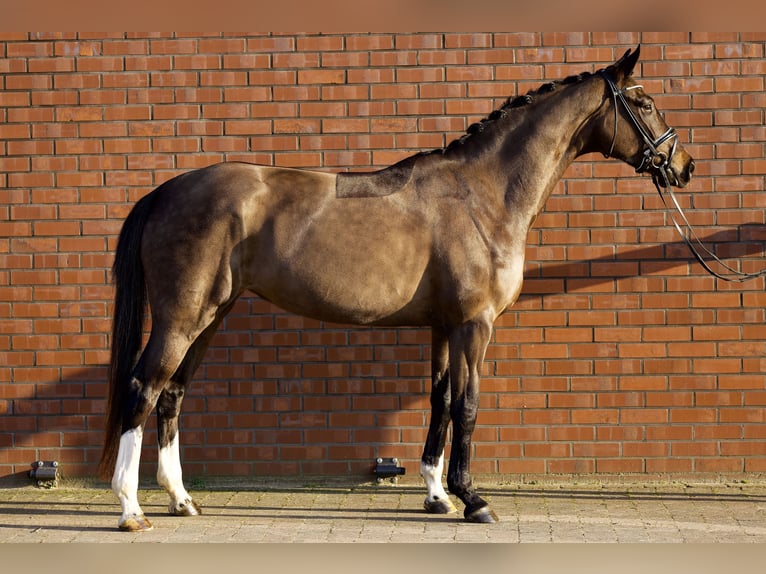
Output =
[{"x1": 97, "y1": 189, "x2": 159, "y2": 480}]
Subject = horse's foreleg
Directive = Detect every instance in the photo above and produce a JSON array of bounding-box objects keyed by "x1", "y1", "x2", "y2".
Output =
[
  {"x1": 421, "y1": 328, "x2": 457, "y2": 514},
  {"x1": 446, "y1": 315, "x2": 498, "y2": 523}
]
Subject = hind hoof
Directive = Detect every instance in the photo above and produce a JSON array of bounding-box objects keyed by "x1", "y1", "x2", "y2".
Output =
[
  {"x1": 118, "y1": 514, "x2": 154, "y2": 532},
  {"x1": 465, "y1": 506, "x2": 499, "y2": 523},
  {"x1": 424, "y1": 497, "x2": 458, "y2": 514},
  {"x1": 170, "y1": 498, "x2": 201, "y2": 516}
]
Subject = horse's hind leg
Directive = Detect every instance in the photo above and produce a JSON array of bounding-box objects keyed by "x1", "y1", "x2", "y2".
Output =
[
  {"x1": 111, "y1": 424, "x2": 148, "y2": 531},
  {"x1": 113, "y1": 315, "x2": 220, "y2": 531},
  {"x1": 156, "y1": 303, "x2": 235, "y2": 517},
  {"x1": 156, "y1": 380, "x2": 198, "y2": 517},
  {"x1": 420, "y1": 328, "x2": 457, "y2": 514}
]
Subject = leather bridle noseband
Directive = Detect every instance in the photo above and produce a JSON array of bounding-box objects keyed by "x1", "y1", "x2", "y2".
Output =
[{"x1": 600, "y1": 72, "x2": 766, "y2": 282}]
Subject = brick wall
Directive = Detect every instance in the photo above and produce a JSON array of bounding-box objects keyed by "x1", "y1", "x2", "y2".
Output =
[{"x1": 2, "y1": 32, "x2": 766, "y2": 482}]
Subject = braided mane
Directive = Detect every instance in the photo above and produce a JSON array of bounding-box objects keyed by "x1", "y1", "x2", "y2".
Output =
[
  {"x1": 338, "y1": 69, "x2": 604, "y2": 197},
  {"x1": 436, "y1": 70, "x2": 598, "y2": 155}
]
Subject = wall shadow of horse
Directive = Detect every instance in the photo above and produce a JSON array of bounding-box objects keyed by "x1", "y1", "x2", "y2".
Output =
[{"x1": 2, "y1": 224, "x2": 762, "y2": 493}]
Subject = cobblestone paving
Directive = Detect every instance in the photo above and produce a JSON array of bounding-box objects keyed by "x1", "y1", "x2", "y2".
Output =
[{"x1": 2, "y1": 480, "x2": 766, "y2": 543}]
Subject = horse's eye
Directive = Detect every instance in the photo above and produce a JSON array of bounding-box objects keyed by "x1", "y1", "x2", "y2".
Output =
[{"x1": 641, "y1": 103, "x2": 653, "y2": 113}]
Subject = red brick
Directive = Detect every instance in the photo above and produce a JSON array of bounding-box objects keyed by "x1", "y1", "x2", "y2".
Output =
[
  {"x1": 298, "y1": 69, "x2": 345, "y2": 85},
  {"x1": 596, "y1": 459, "x2": 643, "y2": 473}
]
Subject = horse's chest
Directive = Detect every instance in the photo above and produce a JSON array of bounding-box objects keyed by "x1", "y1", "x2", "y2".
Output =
[
  {"x1": 442, "y1": 247, "x2": 526, "y2": 322},
  {"x1": 490, "y1": 252, "x2": 526, "y2": 313}
]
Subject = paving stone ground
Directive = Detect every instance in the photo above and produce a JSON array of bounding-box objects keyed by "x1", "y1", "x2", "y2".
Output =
[{"x1": 2, "y1": 478, "x2": 766, "y2": 543}]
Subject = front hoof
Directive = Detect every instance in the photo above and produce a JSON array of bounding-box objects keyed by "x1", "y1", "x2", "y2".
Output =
[
  {"x1": 424, "y1": 497, "x2": 458, "y2": 514},
  {"x1": 118, "y1": 514, "x2": 154, "y2": 532},
  {"x1": 464, "y1": 505, "x2": 499, "y2": 523},
  {"x1": 170, "y1": 498, "x2": 202, "y2": 516}
]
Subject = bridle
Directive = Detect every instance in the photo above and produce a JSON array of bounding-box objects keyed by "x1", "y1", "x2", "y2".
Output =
[
  {"x1": 601, "y1": 72, "x2": 766, "y2": 282},
  {"x1": 601, "y1": 72, "x2": 678, "y2": 178}
]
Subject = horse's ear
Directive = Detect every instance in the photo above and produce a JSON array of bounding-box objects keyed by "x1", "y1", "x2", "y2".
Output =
[{"x1": 609, "y1": 45, "x2": 641, "y2": 81}]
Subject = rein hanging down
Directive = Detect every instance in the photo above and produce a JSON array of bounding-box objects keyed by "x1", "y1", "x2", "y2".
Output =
[{"x1": 602, "y1": 73, "x2": 766, "y2": 283}]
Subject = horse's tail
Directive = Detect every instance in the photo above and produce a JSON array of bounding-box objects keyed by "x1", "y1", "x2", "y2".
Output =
[{"x1": 98, "y1": 189, "x2": 160, "y2": 481}]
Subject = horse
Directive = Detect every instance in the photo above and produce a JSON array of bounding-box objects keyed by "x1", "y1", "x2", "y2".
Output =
[{"x1": 98, "y1": 46, "x2": 695, "y2": 531}]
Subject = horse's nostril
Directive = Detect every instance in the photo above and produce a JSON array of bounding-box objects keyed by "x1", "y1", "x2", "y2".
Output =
[{"x1": 688, "y1": 160, "x2": 695, "y2": 174}]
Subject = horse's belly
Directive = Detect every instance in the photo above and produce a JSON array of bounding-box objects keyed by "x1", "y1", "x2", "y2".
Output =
[
  {"x1": 251, "y1": 206, "x2": 433, "y2": 325},
  {"x1": 286, "y1": 261, "x2": 426, "y2": 324}
]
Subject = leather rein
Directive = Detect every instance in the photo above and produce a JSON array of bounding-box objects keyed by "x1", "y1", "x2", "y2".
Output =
[{"x1": 602, "y1": 72, "x2": 766, "y2": 283}]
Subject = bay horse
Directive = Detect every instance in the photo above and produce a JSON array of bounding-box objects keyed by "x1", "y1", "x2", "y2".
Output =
[{"x1": 99, "y1": 46, "x2": 695, "y2": 531}]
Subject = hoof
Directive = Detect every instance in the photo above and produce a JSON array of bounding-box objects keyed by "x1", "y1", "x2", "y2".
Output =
[
  {"x1": 424, "y1": 497, "x2": 458, "y2": 515},
  {"x1": 170, "y1": 498, "x2": 202, "y2": 516},
  {"x1": 464, "y1": 505, "x2": 499, "y2": 524},
  {"x1": 118, "y1": 514, "x2": 154, "y2": 532}
]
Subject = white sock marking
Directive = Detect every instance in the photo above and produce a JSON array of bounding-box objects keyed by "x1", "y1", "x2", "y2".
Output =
[
  {"x1": 157, "y1": 433, "x2": 193, "y2": 510},
  {"x1": 112, "y1": 427, "x2": 145, "y2": 521},
  {"x1": 420, "y1": 452, "x2": 449, "y2": 503}
]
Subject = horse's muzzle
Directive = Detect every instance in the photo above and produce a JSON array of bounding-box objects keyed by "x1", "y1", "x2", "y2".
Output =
[
  {"x1": 666, "y1": 152, "x2": 695, "y2": 188},
  {"x1": 675, "y1": 157, "x2": 695, "y2": 188}
]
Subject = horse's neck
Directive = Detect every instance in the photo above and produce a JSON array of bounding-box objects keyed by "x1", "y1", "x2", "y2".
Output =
[{"x1": 496, "y1": 88, "x2": 601, "y2": 231}]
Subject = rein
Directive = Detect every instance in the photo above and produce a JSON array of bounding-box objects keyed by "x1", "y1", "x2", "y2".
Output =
[{"x1": 602, "y1": 73, "x2": 766, "y2": 283}]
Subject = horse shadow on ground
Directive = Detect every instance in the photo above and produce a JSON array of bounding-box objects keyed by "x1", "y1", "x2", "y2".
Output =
[{"x1": 2, "y1": 482, "x2": 765, "y2": 530}]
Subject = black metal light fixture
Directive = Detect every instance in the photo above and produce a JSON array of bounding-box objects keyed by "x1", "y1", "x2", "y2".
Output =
[
  {"x1": 374, "y1": 457, "x2": 405, "y2": 484},
  {"x1": 29, "y1": 460, "x2": 59, "y2": 488}
]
